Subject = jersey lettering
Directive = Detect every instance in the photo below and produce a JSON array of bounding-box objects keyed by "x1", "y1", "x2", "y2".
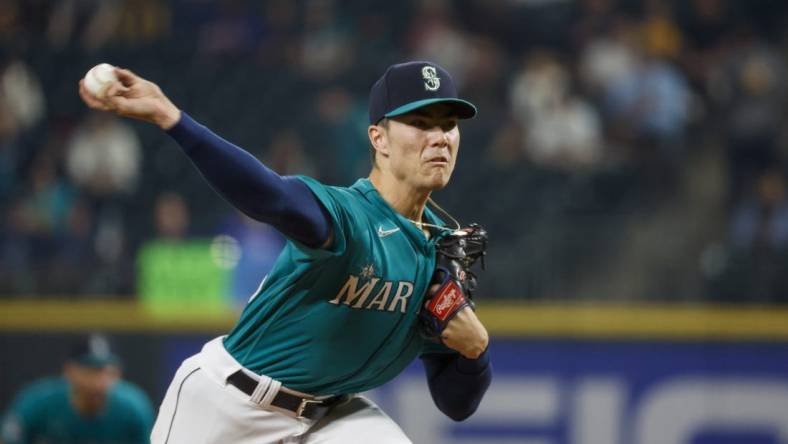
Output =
[
  {"x1": 331, "y1": 275, "x2": 414, "y2": 313},
  {"x1": 330, "y1": 276, "x2": 379, "y2": 307},
  {"x1": 388, "y1": 282, "x2": 414, "y2": 313},
  {"x1": 366, "y1": 281, "x2": 392, "y2": 310}
]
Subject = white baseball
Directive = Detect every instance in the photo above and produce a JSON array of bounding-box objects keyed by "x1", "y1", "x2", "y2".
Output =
[{"x1": 83, "y1": 63, "x2": 118, "y2": 98}]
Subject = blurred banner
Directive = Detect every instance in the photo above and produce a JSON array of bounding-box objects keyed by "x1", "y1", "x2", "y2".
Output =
[
  {"x1": 370, "y1": 339, "x2": 788, "y2": 444},
  {"x1": 3, "y1": 302, "x2": 788, "y2": 444}
]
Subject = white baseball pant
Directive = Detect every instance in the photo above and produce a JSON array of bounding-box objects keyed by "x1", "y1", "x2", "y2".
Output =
[{"x1": 150, "y1": 337, "x2": 412, "y2": 444}]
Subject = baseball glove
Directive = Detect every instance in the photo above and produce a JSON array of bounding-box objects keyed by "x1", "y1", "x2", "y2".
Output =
[{"x1": 419, "y1": 223, "x2": 488, "y2": 340}]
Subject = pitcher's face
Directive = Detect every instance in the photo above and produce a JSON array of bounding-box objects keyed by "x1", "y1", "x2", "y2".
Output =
[{"x1": 384, "y1": 103, "x2": 460, "y2": 192}]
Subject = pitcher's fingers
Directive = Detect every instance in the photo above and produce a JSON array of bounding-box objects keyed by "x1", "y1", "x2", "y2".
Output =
[
  {"x1": 105, "y1": 82, "x2": 130, "y2": 98},
  {"x1": 105, "y1": 95, "x2": 137, "y2": 117},
  {"x1": 78, "y1": 80, "x2": 110, "y2": 111},
  {"x1": 114, "y1": 67, "x2": 138, "y2": 86}
]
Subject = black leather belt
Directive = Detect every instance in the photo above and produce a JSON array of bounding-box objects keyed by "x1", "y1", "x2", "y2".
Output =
[{"x1": 226, "y1": 370, "x2": 347, "y2": 421}]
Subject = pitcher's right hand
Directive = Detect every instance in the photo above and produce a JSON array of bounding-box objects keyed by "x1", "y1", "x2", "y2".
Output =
[{"x1": 79, "y1": 67, "x2": 181, "y2": 130}]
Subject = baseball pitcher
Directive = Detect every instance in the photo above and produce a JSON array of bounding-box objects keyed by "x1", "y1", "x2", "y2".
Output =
[{"x1": 79, "y1": 61, "x2": 492, "y2": 444}]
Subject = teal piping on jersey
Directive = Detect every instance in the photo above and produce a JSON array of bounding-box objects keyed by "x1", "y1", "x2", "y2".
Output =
[{"x1": 384, "y1": 98, "x2": 477, "y2": 120}]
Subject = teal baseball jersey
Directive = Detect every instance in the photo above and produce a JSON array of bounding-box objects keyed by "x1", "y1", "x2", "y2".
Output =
[
  {"x1": 224, "y1": 177, "x2": 452, "y2": 395},
  {"x1": 1, "y1": 377, "x2": 154, "y2": 444}
]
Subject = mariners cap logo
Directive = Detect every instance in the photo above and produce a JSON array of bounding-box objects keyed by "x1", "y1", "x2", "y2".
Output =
[
  {"x1": 368, "y1": 61, "x2": 477, "y2": 124},
  {"x1": 89, "y1": 334, "x2": 111, "y2": 360},
  {"x1": 422, "y1": 66, "x2": 440, "y2": 91}
]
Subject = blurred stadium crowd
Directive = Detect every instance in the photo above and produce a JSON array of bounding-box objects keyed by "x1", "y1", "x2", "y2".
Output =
[{"x1": 1, "y1": 0, "x2": 788, "y2": 302}]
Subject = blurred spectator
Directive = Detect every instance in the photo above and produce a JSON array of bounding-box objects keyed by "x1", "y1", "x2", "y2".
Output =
[
  {"x1": 486, "y1": 119, "x2": 523, "y2": 170},
  {"x1": 311, "y1": 87, "x2": 368, "y2": 185},
  {"x1": 710, "y1": 31, "x2": 786, "y2": 201},
  {"x1": 0, "y1": 56, "x2": 45, "y2": 204},
  {"x1": 138, "y1": 192, "x2": 233, "y2": 315},
  {"x1": 13, "y1": 151, "x2": 74, "y2": 240},
  {"x1": 257, "y1": 0, "x2": 299, "y2": 67},
  {"x1": 524, "y1": 93, "x2": 603, "y2": 171},
  {"x1": 0, "y1": 95, "x2": 20, "y2": 200},
  {"x1": 349, "y1": 8, "x2": 397, "y2": 83},
  {"x1": 406, "y1": 0, "x2": 471, "y2": 87},
  {"x1": 598, "y1": 19, "x2": 690, "y2": 143},
  {"x1": 0, "y1": 1, "x2": 21, "y2": 44},
  {"x1": 154, "y1": 191, "x2": 190, "y2": 240},
  {"x1": 571, "y1": 0, "x2": 617, "y2": 51},
  {"x1": 720, "y1": 169, "x2": 788, "y2": 302},
  {"x1": 511, "y1": 51, "x2": 603, "y2": 171},
  {"x1": 511, "y1": 51, "x2": 569, "y2": 124},
  {"x1": 265, "y1": 128, "x2": 317, "y2": 178},
  {"x1": 730, "y1": 169, "x2": 788, "y2": 252},
  {"x1": 299, "y1": 0, "x2": 354, "y2": 80},
  {"x1": 462, "y1": 36, "x2": 508, "y2": 112},
  {"x1": 641, "y1": 0, "x2": 683, "y2": 61},
  {"x1": 65, "y1": 113, "x2": 141, "y2": 200},
  {"x1": 114, "y1": 0, "x2": 171, "y2": 46},
  {"x1": 2, "y1": 0, "x2": 788, "y2": 302},
  {"x1": 198, "y1": 0, "x2": 263, "y2": 57},
  {"x1": 682, "y1": 0, "x2": 732, "y2": 52},
  {"x1": 47, "y1": 0, "x2": 123, "y2": 51},
  {"x1": 0, "y1": 151, "x2": 74, "y2": 293},
  {"x1": 588, "y1": 18, "x2": 690, "y2": 196},
  {"x1": 579, "y1": 17, "x2": 639, "y2": 102},
  {"x1": 49, "y1": 198, "x2": 101, "y2": 294},
  {"x1": 610, "y1": 53, "x2": 690, "y2": 142},
  {"x1": 679, "y1": 0, "x2": 733, "y2": 97},
  {"x1": 62, "y1": 113, "x2": 141, "y2": 293},
  {"x1": 1, "y1": 58, "x2": 45, "y2": 132}
]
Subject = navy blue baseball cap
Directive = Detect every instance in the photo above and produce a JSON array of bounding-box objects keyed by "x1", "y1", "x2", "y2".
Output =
[
  {"x1": 368, "y1": 61, "x2": 477, "y2": 124},
  {"x1": 68, "y1": 334, "x2": 120, "y2": 368}
]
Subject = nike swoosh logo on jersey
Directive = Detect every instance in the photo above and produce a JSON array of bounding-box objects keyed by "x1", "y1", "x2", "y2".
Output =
[{"x1": 378, "y1": 226, "x2": 401, "y2": 238}]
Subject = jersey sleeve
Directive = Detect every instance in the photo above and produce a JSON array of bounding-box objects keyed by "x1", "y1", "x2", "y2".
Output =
[
  {"x1": 166, "y1": 113, "x2": 330, "y2": 247},
  {"x1": 114, "y1": 382, "x2": 155, "y2": 444},
  {"x1": 1, "y1": 385, "x2": 42, "y2": 444},
  {"x1": 295, "y1": 176, "x2": 356, "y2": 257}
]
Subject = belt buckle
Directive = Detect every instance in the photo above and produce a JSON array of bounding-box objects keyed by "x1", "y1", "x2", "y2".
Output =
[{"x1": 296, "y1": 398, "x2": 321, "y2": 418}]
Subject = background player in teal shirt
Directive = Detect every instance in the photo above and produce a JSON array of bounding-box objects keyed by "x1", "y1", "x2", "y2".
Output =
[
  {"x1": 1, "y1": 334, "x2": 154, "y2": 444},
  {"x1": 79, "y1": 61, "x2": 492, "y2": 443}
]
